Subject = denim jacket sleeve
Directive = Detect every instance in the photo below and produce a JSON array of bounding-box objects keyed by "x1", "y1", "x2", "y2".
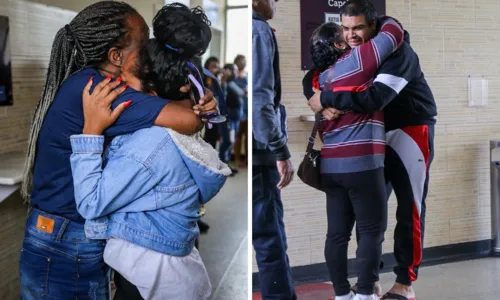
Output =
[
  {"x1": 252, "y1": 22, "x2": 290, "y2": 161},
  {"x1": 69, "y1": 135, "x2": 159, "y2": 220}
]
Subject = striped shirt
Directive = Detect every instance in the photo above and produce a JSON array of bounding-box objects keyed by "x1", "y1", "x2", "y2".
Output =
[{"x1": 317, "y1": 17, "x2": 404, "y2": 174}]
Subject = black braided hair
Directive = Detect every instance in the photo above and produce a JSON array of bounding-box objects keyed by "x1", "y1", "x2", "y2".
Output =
[
  {"x1": 22, "y1": 1, "x2": 140, "y2": 200},
  {"x1": 309, "y1": 22, "x2": 345, "y2": 72},
  {"x1": 132, "y1": 3, "x2": 212, "y2": 101}
]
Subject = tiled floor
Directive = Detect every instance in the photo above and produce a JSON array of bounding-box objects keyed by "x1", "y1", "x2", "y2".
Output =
[
  {"x1": 253, "y1": 257, "x2": 500, "y2": 299},
  {"x1": 198, "y1": 168, "x2": 248, "y2": 300}
]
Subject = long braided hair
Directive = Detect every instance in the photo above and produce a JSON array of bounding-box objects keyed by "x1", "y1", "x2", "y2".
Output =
[{"x1": 21, "y1": 1, "x2": 139, "y2": 200}]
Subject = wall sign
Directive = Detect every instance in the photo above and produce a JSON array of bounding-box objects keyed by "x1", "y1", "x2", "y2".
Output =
[
  {"x1": 0, "y1": 16, "x2": 12, "y2": 106},
  {"x1": 300, "y1": 0, "x2": 386, "y2": 70}
]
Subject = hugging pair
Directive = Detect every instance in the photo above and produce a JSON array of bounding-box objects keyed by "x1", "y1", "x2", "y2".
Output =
[{"x1": 20, "y1": 3, "x2": 228, "y2": 300}]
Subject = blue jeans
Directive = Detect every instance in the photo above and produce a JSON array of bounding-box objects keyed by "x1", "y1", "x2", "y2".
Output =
[
  {"x1": 19, "y1": 208, "x2": 110, "y2": 300},
  {"x1": 252, "y1": 165, "x2": 296, "y2": 300},
  {"x1": 218, "y1": 118, "x2": 240, "y2": 163}
]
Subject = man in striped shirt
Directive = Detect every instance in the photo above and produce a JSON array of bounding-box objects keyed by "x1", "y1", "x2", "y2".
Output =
[
  {"x1": 305, "y1": 12, "x2": 404, "y2": 300},
  {"x1": 307, "y1": 1, "x2": 437, "y2": 300}
]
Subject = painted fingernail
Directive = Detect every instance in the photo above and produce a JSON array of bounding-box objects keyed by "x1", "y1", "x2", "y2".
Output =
[
  {"x1": 122, "y1": 84, "x2": 128, "y2": 89},
  {"x1": 88, "y1": 76, "x2": 93, "y2": 84},
  {"x1": 106, "y1": 75, "x2": 112, "y2": 81},
  {"x1": 123, "y1": 100, "x2": 132, "y2": 108},
  {"x1": 116, "y1": 77, "x2": 122, "y2": 83}
]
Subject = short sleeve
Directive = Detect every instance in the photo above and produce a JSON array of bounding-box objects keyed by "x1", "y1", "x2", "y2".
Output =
[{"x1": 104, "y1": 88, "x2": 169, "y2": 136}]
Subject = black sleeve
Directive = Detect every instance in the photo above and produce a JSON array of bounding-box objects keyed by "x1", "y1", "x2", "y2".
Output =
[
  {"x1": 302, "y1": 70, "x2": 316, "y2": 101},
  {"x1": 320, "y1": 46, "x2": 415, "y2": 113}
]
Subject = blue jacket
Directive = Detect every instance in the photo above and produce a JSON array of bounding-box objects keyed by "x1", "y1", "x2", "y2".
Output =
[
  {"x1": 70, "y1": 127, "x2": 230, "y2": 256},
  {"x1": 252, "y1": 11, "x2": 290, "y2": 166}
]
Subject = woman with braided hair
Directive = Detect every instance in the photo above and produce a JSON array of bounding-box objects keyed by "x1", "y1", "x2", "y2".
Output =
[{"x1": 19, "y1": 1, "x2": 218, "y2": 299}]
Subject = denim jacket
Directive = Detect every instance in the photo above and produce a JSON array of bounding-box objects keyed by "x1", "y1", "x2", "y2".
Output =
[
  {"x1": 252, "y1": 11, "x2": 290, "y2": 166},
  {"x1": 70, "y1": 127, "x2": 231, "y2": 256}
]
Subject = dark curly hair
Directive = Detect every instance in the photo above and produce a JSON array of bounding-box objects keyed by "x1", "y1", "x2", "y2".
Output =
[
  {"x1": 133, "y1": 3, "x2": 212, "y2": 100},
  {"x1": 309, "y1": 22, "x2": 345, "y2": 72}
]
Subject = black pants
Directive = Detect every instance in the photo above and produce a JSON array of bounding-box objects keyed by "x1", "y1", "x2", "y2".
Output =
[
  {"x1": 323, "y1": 167, "x2": 387, "y2": 296},
  {"x1": 113, "y1": 271, "x2": 143, "y2": 300},
  {"x1": 353, "y1": 125, "x2": 435, "y2": 286},
  {"x1": 386, "y1": 125, "x2": 434, "y2": 285}
]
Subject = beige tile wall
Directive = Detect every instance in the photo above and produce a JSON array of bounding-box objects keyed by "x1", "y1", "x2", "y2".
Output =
[
  {"x1": 253, "y1": 0, "x2": 498, "y2": 270},
  {"x1": 0, "y1": 0, "x2": 75, "y2": 155}
]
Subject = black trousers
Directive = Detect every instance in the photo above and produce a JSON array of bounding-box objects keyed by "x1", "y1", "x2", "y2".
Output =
[
  {"x1": 352, "y1": 125, "x2": 435, "y2": 287},
  {"x1": 323, "y1": 167, "x2": 388, "y2": 296},
  {"x1": 113, "y1": 272, "x2": 143, "y2": 300}
]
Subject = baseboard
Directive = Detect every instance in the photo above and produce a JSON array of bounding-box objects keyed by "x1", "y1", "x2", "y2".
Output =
[{"x1": 252, "y1": 239, "x2": 493, "y2": 291}]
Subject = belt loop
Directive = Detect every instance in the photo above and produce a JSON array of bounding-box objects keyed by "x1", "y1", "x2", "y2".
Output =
[{"x1": 56, "y1": 219, "x2": 70, "y2": 242}]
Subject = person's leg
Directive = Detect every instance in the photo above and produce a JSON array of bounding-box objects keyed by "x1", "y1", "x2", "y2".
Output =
[
  {"x1": 218, "y1": 122, "x2": 231, "y2": 163},
  {"x1": 113, "y1": 272, "x2": 144, "y2": 300},
  {"x1": 384, "y1": 125, "x2": 434, "y2": 299},
  {"x1": 242, "y1": 120, "x2": 248, "y2": 165},
  {"x1": 323, "y1": 177, "x2": 354, "y2": 298},
  {"x1": 342, "y1": 169, "x2": 387, "y2": 296},
  {"x1": 234, "y1": 119, "x2": 246, "y2": 167},
  {"x1": 253, "y1": 165, "x2": 296, "y2": 299}
]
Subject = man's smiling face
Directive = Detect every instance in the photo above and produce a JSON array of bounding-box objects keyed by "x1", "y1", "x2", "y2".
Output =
[{"x1": 341, "y1": 14, "x2": 376, "y2": 48}]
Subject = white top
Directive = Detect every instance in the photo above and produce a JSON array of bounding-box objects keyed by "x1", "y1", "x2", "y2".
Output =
[
  {"x1": 104, "y1": 238, "x2": 211, "y2": 300},
  {"x1": 0, "y1": 152, "x2": 25, "y2": 185}
]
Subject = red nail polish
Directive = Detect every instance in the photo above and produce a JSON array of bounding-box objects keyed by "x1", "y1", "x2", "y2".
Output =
[
  {"x1": 122, "y1": 84, "x2": 128, "y2": 89},
  {"x1": 116, "y1": 77, "x2": 122, "y2": 83},
  {"x1": 88, "y1": 76, "x2": 93, "y2": 84},
  {"x1": 106, "y1": 75, "x2": 112, "y2": 81},
  {"x1": 123, "y1": 100, "x2": 132, "y2": 108}
]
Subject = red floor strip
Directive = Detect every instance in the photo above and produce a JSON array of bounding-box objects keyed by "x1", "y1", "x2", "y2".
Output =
[{"x1": 252, "y1": 282, "x2": 334, "y2": 300}]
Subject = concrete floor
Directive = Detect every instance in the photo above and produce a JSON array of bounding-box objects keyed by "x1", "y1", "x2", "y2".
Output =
[
  {"x1": 253, "y1": 257, "x2": 500, "y2": 299},
  {"x1": 198, "y1": 168, "x2": 248, "y2": 300}
]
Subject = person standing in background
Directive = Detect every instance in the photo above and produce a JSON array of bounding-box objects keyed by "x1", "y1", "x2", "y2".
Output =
[
  {"x1": 252, "y1": 0, "x2": 296, "y2": 299},
  {"x1": 203, "y1": 56, "x2": 223, "y2": 149},
  {"x1": 233, "y1": 55, "x2": 248, "y2": 167}
]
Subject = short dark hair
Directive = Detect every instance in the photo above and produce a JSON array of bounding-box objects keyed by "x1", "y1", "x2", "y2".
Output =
[
  {"x1": 133, "y1": 3, "x2": 211, "y2": 100},
  {"x1": 340, "y1": 0, "x2": 378, "y2": 25},
  {"x1": 204, "y1": 56, "x2": 219, "y2": 69},
  {"x1": 223, "y1": 63, "x2": 236, "y2": 81},
  {"x1": 309, "y1": 23, "x2": 345, "y2": 72},
  {"x1": 234, "y1": 54, "x2": 245, "y2": 64}
]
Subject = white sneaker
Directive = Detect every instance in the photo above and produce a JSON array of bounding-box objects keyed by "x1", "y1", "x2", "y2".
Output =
[
  {"x1": 335, "y1": 291, "x2": 355, "y2": 300},
  {"x1": 353, "y1": 294, "x2": 379, "y2": 300}
]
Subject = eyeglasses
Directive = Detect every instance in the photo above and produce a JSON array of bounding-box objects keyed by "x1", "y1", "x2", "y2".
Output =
[{"x1": 187, "y1": 61, "x2": 227, "y2": 124}]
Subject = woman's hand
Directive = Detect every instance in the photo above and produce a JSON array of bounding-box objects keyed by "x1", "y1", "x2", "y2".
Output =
[
  {"x1": 82, "y1": 76, "x2": 129, "y2": 135},
  {"x1": 193, "y1": 89, "x2": 219, "y2": 121},
  {"x1": 179, "y1": 84, "x2": 219, "y2": 122},
  {"x1": 322, "y1": 108, "x2": 344, "y2": 120}
]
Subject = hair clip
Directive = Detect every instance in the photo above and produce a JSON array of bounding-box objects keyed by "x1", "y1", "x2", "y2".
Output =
[{"x1": 165, "y1": 43, "x2": 180, "y2": 53}]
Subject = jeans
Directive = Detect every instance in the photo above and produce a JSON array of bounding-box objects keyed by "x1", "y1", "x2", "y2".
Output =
[
  {"x1": 19, "y1": 208, "x2": 110, "y2": 300},
  {"x1": 252, "y1": 165, "x2": 296, "y2": 300},
  {"x1": 218, "y1": 118, "x2": 240, "y2": 163}
]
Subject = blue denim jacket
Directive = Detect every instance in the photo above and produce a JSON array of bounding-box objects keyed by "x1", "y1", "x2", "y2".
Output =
[
  {"x1": 252, "y1": 11, "x2": 290, "y2": 166},
  {"x1": 69, "y1": 126, "x2": 229, "y2": 256}
]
